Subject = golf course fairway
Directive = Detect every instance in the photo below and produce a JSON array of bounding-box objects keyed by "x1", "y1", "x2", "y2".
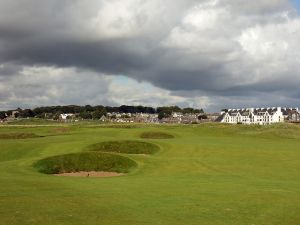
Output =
[{"x1": 0, "y1": 123, "x2": 299, "y2": 225}]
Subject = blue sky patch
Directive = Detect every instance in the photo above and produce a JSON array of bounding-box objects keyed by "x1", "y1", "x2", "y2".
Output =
[{"x1": 291, "y1": 0, "x2": 300, "y2": 13}]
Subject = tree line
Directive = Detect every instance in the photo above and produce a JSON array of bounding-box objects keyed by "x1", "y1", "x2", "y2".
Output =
[{"x1": 0, "y1": 105, "x2": 204, "y2": 120}]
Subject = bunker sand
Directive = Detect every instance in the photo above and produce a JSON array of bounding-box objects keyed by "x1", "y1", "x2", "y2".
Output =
[{"x1": 54, "y1": 171, "x2": 123, "y2": 177}]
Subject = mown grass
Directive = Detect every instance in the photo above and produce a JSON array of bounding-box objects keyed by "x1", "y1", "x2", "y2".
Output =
[
  {"x1": 0, "y1": 123, "x2": 299, "y2": 225},
  {"x1": 87, "y1": 140, "x2": 160, "y2": 154},
  {"x1": 140, "y1": 131, "x2": 174, "y2": 139},
  {"x1": 34, "y1": 152, "x2": 137, "y2": 174}
]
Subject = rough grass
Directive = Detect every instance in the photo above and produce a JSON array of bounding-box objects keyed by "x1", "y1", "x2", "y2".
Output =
[
  {"x1": 87, "y1": 140, "x2": 160, "y2": 154},
  {"x1": 33, "y1": 152, "x2": 137, "y2": 174},
  {"x1": 140, "y1": 131, "x2": 174, "y2": 139},
  {"x1": 0, "y1": 132, "x2": 42, "y2": 139}
]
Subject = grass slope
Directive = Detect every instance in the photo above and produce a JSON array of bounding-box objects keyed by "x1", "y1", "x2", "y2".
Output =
[
  {"x1": 0, "y1": 123, "x2": 299, "y2": 225},
  {"x1": 140, "y1": 131, "x2": 174, "y2": 139},
  {"x1": 34, "y1": 152, "x2": 137, "y2": 174},
  {"x1": 87, "y1": 140, "x2": 160, "y2": 154}
]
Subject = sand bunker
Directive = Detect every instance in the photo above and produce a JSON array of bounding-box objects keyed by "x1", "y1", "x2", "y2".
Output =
[{"x1": 54, "y1": 171, "x2": 123, "y2": 177}]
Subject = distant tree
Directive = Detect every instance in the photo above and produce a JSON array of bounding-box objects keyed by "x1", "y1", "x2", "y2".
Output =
[
  {"x1": 92, "y1": 110, "x2": 105, "y2": 120},
  {"x1": 84, "y1": 105, "x2": 94, "y2": 112},
  {"x1": 144, "y1": 107, "x2": 156, "y2": 114},
  {"x1": 19, "y1": 109, "x2": 35, "y2": 118},
  {"x1": 94, "y1": 105, "x2": 105, "y2": 112},
  {"x1": 6, "y1": 111, "x2": 12, "y2": 116},
  {"x1": 157, "y1": 106, "x2": 181, "y2": 114},
  {"x1": 80, "y1": 111, "x2": 92, "y2": 119},
  {"x1": 158, "y1": 110, "x2": 172, "y2": 120},
  {"x1": 158, "y1": 112, "x2": 165, "y2": 120},
  {"x1": 170, "y1": 106, "x2": 182, "y2": 112},
  {"x1": 119, "y1": 105, "x2": 130, "y2": 113},
  {"x1": 183, "y1": 108, "x2": 203, "y2": 114},
  {"x1": 5, "y1": 104, "x2": 204, "y2": 120},
  {"x1": 136, "y1": 105, "x2": 144, "y2": 113},
  {"x1": 14, "y1": 112, "x2": 20, "y2": 118},
  {"x1": 0, "y1": 112, "x2": 6, "y2": 119},
  {"x1": 183, "y1": 108, "x2": 194, "y2": 114}
]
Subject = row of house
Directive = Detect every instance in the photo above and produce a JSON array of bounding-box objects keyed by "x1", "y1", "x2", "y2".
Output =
[
  {"x1": 57, "y1": 112, "x2": 207, "y2": 124},
  {"x1": 103, "y1": 112, "x2": 207, "y2": 124},
  {"x1": 107, "y1": 113, "x2": 159, "y2": 123},
  {"x1": 0, "y1": 110, "x2": 20, "y2": 123},
  {"x1": 217, "y1": 107, "x2": 300, "y2": 125}
]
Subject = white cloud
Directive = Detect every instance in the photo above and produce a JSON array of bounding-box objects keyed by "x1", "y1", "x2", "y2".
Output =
[
  {"x1": 0, "y1": 65, "x2": 211, "y2": 110},
  {"x1": 0, "y1": 66, "x2": 113, "y2": 109},
  {"x1": 107, "y1": 76, "x2": 211, "y2": 108}
]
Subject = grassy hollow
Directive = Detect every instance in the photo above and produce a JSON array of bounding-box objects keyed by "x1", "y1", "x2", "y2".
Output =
[
  {"x1": 87, "y1": 140, "x2": 160, "y2": 154},
  {"x1": 34, "y1": 152, "x2": 137, "y2": 174}
]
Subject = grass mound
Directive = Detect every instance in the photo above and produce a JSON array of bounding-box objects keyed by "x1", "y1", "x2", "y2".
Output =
[
  {"x1": 34, "y1": 152, "x2": 137, "y2": 174},
  {"x1": 87, "y1": 140, "x2": 160, "y2": 154},
  {"x1": 0, "y1": 132, "x2": 42, "y2": 139},
  {"x1": 140, "y1": 131, "x2": 174, "y2": 139}
]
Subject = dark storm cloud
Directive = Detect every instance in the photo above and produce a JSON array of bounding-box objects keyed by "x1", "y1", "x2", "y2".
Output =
[
  {"x1": 0, "y1": 0, "x2": 198, "y2": 73},
  {"x1": 0, "y1": 0, "x2": 300, "y2": 111},
  {"x1": 1, "y1": 39, "x2": 152, "y2": 74}
]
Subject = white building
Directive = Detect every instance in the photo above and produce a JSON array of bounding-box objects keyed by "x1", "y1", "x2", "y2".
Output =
[
  {"x1": 60, "y1": 113, "x2": 74, "y2": 120},
  {"x1": 217, "y1": 107, "x2": 285, "y2": 125}
]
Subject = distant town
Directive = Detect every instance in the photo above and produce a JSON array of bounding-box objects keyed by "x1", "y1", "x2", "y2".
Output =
[
  {"x1": 0, "y1": 105, "x2": 299, "y2": 125},
  {"x1": 218, "y1": 107, "x2": 300, "y2": 125}
]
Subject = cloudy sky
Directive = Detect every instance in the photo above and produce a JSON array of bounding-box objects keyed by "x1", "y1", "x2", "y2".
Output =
[{"x1": 0, "y1": 0, "x2": 300, "y2": 112}]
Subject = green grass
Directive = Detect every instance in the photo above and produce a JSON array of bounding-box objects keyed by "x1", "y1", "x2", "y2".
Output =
[
  {"x1": 34, "y1": 152, "x2": 137, "y2": 174},
  {"x1": 87, "y1": 140, "x2": 160, "y2": 154},
  {"x1": 0, "y1": 132, "x2": 42, "y2": 139},
  {"x1": 140, "y1": 131, "x2": 174, "y2": 139},
  {"x1": 6, "y1": 118, "x2": 61, "y2": 125},
  {"x1": 0, "y1": 123, "x2": 300, "y2": 225}
]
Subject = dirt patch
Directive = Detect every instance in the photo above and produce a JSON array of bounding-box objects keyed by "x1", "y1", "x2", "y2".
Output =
[{"x1": 54, "y1": 171, "x2": 123, "y2": 177}]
